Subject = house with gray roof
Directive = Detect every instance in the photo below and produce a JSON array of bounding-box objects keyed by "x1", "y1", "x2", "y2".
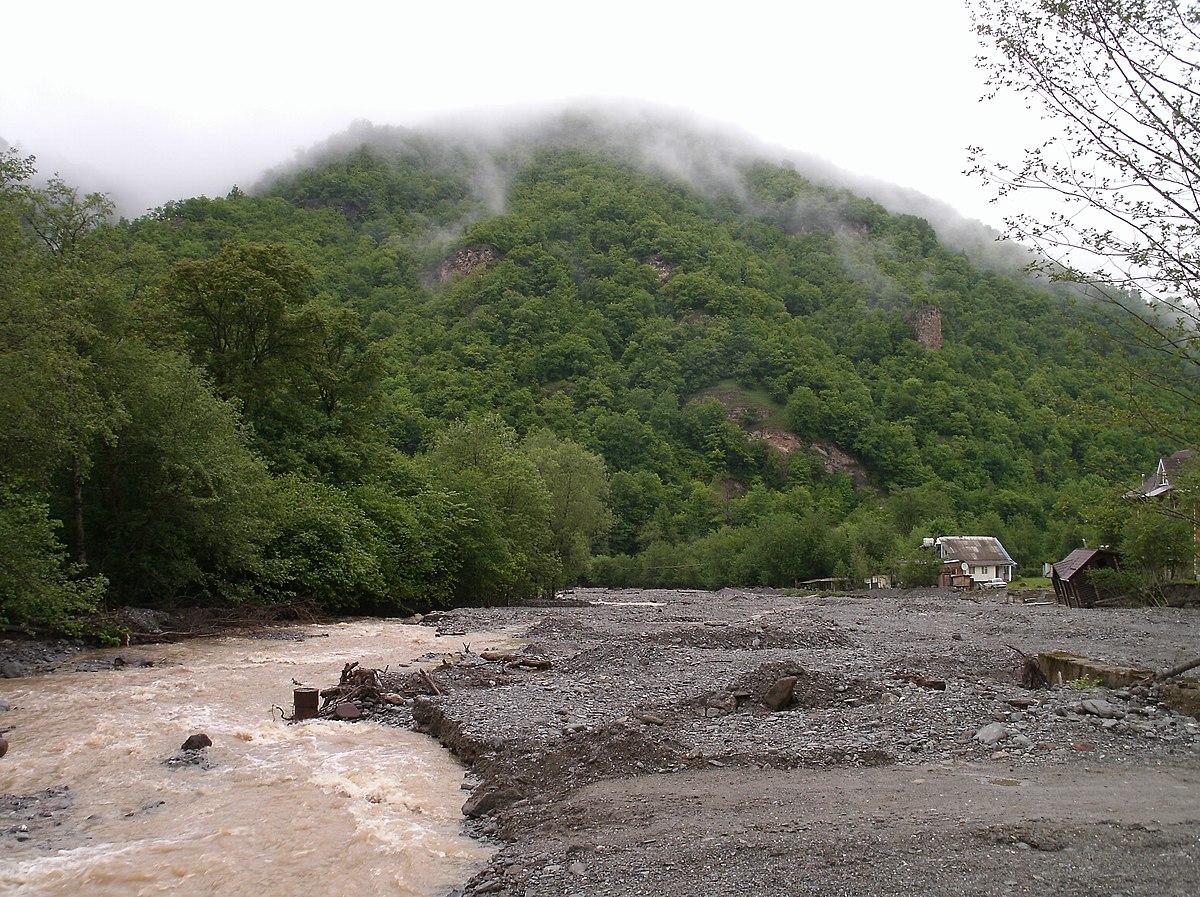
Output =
[
  {"x1": 933, "y1": 535, "x2": 1016, "y2": 587},
  {"x1": 1124, "y1": 448, "x2": 1195, "y2": 502}
]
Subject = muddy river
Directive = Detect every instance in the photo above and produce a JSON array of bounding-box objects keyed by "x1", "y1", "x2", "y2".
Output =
[{"x1": 0, "y1": 621, "x2": 500, "y2": 896}]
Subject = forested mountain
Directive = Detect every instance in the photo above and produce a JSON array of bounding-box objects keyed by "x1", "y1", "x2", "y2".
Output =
[{"x1": 2, "y1": 113, "x2": 1190, "y2": 632}]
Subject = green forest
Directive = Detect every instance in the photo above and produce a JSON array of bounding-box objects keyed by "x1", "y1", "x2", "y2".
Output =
[{"x1": 2, "y1": 117, "x2": 1193, "y2": 633}]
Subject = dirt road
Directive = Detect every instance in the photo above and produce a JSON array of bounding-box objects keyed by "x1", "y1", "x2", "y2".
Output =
[{"x1": 411, "y1": 588, "x2": 1200, "y2": 897}]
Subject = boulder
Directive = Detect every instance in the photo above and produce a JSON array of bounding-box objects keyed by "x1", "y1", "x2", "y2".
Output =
[
  {"x1": 180, "y1": 733, "x2": 212, "y2": 751},
  {"x1": 462, "y1": 785, "x2": 522, "y2": 818},
  {"x1": 763, "y1": 676, "x2": 799, "y2": 711},
  {"x1": 0, "y1": 734, "x2": 8, "y2": 758},
  {"x1": 1080, "y1": 699, "x2": 1125, "y2": 719}
]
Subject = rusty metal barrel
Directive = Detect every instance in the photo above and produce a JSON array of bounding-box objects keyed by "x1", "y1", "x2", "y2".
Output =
[{"x1": 293, "y1": 687, "x2": 319, "y2": 721}]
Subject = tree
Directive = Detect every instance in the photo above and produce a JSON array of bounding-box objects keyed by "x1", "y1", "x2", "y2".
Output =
[
  {"x1": 968, "y1": 1, "x2": 1200, "y2": 425},
  {"x1": 423, "y1": 416, "x2": 558, "y2": 602},
  {"x1": 523, "y1": 430, "x2": 612, "y2": 583},
  {"x1": 165, "y1": 241, "x2": 318, "y2": 424}
]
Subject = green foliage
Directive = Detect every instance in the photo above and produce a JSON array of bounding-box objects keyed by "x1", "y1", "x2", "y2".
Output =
[
  {"x1": 261, "y1": 476, "x2": 385, "y2": 611},
  {"x1": 523, "y1": 431, "x2": 612, "y2": 584},
  {"x1": 423, "y1": 416, "x2": 559, "y2": 602},
  {"x1": 0, "y1": 483, "x2": 106, "y2": 630},
  {"x1": 4, "y1": 117, "x2": 1195, "y2": 625}
]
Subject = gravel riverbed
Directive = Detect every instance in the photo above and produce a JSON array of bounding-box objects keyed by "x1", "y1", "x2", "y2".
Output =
[
  {"x1": 404, "y1": 588, "x2": 1200, "y2": 897},
  {"x1": 4, "y1": 588, "x2": 1198, "y2": 896}
]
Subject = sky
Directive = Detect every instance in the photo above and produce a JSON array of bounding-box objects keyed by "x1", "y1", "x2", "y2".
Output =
[{"x1": 3, "y1": 0, "x2": 1033, "y2": 224}]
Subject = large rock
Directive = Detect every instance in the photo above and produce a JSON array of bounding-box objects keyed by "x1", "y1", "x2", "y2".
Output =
[
  {"x1": 763, "y1": 676, "x2": 799, "y2": 711},
  {"x1": 2, "y1": 660, "x2": 24, "y2": 679},
  {"x1": 180, "y1": 733, "x2": 212, "y2": 751},
  {"x1": 462, "y1": 785, "x2": 522, "y2": 818},
  {"x1": 1080, "y1": 699, "x2": 1126, "y2": 719}
]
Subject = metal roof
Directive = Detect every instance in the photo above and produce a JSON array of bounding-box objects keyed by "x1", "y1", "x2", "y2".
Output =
[
  {"x1": 1125, "y1": 448, "x2": 1195, "y2": 498},
  {"x1": 1052, "y1": 548, "x2": 1118, "y2": 582},
  {"x1": 935, "y1": 536, "x2": 1015, "y2": 566}
]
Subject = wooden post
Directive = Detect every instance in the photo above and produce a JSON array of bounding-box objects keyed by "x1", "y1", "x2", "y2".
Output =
[{"x1": 293, "y1": 687, "x2": 319, "y2": 720}]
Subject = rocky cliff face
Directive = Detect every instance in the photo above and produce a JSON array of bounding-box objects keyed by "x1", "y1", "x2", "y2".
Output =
[
  {"x1": 912, "y1": 304, "x2": 943, "y2": 351},
  {"x1": 437, "y1": 246, "x2": 499, "y2": 282}
]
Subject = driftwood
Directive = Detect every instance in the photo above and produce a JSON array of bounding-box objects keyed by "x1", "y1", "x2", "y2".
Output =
[
  {"x1": 316, "y1": 662, "x2": 385, "y2": 716},
  {"x1": 1005, "y1": 644, "x2": 1049, "y2": 689},
  {"x1": 479, "y1": 651, "x2": 552, "y2": 670},
  {"x1": 1155, "y1": 656, "x2": 1200, "y2": 682}
]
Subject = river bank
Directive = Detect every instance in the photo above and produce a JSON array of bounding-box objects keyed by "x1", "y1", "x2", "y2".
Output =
[{"x1": 406, "y1": 587, "x2": 1200, "y2": 897}]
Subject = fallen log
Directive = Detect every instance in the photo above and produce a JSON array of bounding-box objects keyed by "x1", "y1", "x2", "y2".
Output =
[
  {"x1": 1155, "y1": 656, "x2": 1200, "y2": 682},
  {"x1": 478, "y1": 651, "x2": 551, "y2": 669}
]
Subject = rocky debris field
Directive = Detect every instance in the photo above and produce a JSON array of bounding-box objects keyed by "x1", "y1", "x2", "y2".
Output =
[{"x1": 400, "y1": 588, "x2": 1200, "y2": 897}]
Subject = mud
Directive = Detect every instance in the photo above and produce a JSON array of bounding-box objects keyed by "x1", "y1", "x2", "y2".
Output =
[{"x1": 411, "y1": 588, "x2": 1200, "y2": 897}]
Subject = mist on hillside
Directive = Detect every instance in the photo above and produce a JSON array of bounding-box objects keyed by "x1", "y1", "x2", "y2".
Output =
[
  {"x1": 5, "y1": 102, "x2": 1035, "y2": 275},
  {"x1": 254, "y1": 104, "x2": 1030, "y2": 269}
]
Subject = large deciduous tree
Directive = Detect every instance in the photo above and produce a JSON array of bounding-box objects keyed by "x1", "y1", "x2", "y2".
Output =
[
  {"x1": 166, "y1": 241, "x2": 319, "y2": 424},
  {"x1": 968, "y1": 0, "x2": 1200, "y2": 424}
]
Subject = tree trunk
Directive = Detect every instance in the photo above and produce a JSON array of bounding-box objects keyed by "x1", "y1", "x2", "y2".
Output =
[{"x1": 72, "y1": 456, "x2": 87, "y2": 567}]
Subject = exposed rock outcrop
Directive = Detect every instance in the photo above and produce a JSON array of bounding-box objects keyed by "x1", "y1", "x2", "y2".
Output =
[{"x1": 437, "y1": 246, "x2": 499, "y2": 282}]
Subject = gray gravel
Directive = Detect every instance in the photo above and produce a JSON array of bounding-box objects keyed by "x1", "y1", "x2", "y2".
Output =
[{"x1": 399, "y1": 588, "x2": 1200, "y2": 897}]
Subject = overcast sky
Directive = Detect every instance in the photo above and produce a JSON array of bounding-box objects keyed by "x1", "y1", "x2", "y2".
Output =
[{"x1": 3, "y1": 0, "x2": 1032, "y2": 223}]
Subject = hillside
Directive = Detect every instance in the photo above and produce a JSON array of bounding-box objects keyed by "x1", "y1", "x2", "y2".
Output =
[{"x1": 1, "y1": 112, "x2": 1189, "y2": 630}]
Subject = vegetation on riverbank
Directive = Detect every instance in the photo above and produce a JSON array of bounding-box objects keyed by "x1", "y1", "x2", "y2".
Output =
[{"x1": 2, "y1": 114, "x2": 1192, "y2": 631}]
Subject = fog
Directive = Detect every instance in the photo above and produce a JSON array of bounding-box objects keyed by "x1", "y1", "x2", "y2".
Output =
[
  {"x1": 4, "y1": 1, "x2": 1032, "y2": 229},
  {"x1": 251, "y1": 101, "x2": 1032, "y2": 271}
]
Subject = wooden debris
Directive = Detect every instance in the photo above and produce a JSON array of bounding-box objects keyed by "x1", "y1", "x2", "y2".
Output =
[
  {"x1": 1155, "y1": 656, "x2": 1200, "y2": 682},
  {"x1": 479, "y1": 651, "x2": 552, "y2": 669},
  {"x1": 1006, "y1": 644, "x2": 1049, "y2": 689}
]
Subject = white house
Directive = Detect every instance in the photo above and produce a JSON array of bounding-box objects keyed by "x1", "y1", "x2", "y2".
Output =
[{"x1": 931, "y1": 536, "x2": 1016, "y2": 586}]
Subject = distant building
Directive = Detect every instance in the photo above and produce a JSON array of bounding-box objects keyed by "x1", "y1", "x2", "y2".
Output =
[
  {"x1": 932, "y1": 536, "x2": 1016, "y2": 588},
  {"x1": 1051, "y1": 548, "x2": 1120, "y2": 608},
  {"x1": 1124, "y1": 448, "x2": 1199, "y2": 577},
  {"x1": 1124, "y1": 448, "x2": 1195, "y2": 503}
]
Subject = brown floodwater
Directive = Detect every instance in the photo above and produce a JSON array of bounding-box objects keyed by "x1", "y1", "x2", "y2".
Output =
[{"x1": 0, "y1": 620, "x2": 504, "y2": 897}]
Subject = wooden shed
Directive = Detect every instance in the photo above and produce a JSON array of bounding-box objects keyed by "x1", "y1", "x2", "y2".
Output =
[{"x1": 1051, "y1": 548, "x2": 1120, "y2": 608}]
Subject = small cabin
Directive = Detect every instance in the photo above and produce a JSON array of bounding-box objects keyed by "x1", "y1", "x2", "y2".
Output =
[{"x1": 1051, "y1": 548, "x2": 1120, "y2": 608}]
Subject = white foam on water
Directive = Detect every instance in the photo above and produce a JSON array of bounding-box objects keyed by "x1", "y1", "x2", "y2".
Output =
[{"x1": 0, "y1": 620, "x2": 500, "y2": 897}]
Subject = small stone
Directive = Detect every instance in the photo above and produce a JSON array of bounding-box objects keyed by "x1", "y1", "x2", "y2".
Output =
[
  {"x1": 974, "y1": 722, "x2": 1008, "y2": 745},
  {"x1": 112, "y1": 654, "x2": 154, "y2": 669},
  {"x1": 0, "y1": 734, "x2": 8, "y2": 758},
  {"x1": 567, "y1": 861, "x2": 587, "y2": 876},
  {"x1": 1, "y1": 661, "x2": 24, "y2": 679},
  {"x1": 704, "y1": 691, "x2": 738, "y2": 716}
]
